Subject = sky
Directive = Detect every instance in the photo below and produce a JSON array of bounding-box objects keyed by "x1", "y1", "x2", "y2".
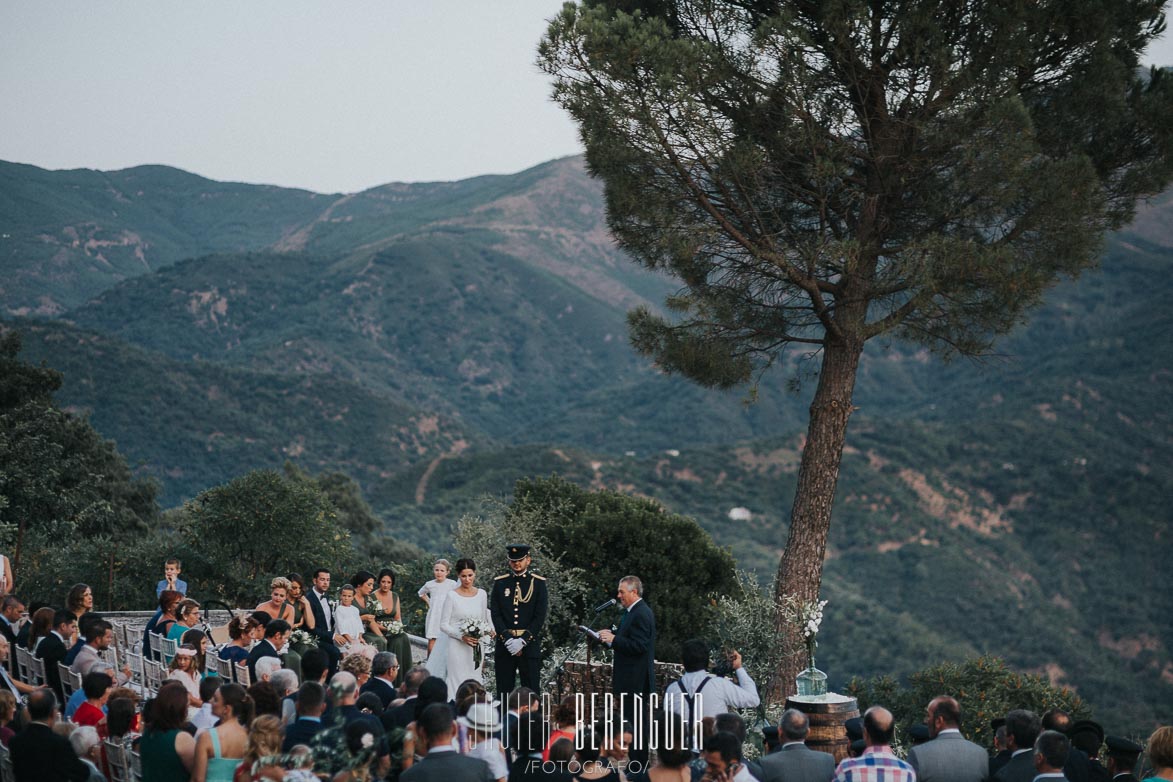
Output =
[{"x1": 3, "y1": 2, "x2": 1173, "y2": 195}]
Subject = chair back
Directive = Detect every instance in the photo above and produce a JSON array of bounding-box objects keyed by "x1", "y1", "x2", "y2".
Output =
[
  {"x1": 147, "y1": 632, "x2": 163, "y2": 659},
  {"x1": 159, "y1": 635, "x2": 178, "y2": 664},
  {"x1": 104, "y1": 738, "x2": 130, "y2": 782},
  {"x1": 142, "y1": 659, "x2": 163, "y2": 696},
  {"x1": 128, "y1": 748, "x2": 143, "y2": 782},
  {"x1": 0, "y1": 741, "x2": 14, "y2": 782},
  {"x1": 125, "y1": 650, "x2": 144, "y2": 690},
  {"x1": 27, "y1": 654, "x2": 45, "y2": 686},
  {"x1": 210, "y1": 653, "x2": 233, "y2": 681},
  {"x1": 234, "y1": 660, "x2": 251, "y2": 687},
  {"x1": 12, "y1": 647, "x2": 30, "y2": 685},
  {"x1": 58, "y1": 661, "x2": 81, "y2": 696},
  {"x1": 123, "y1": 624, "x2": 144, "y2": 652}
]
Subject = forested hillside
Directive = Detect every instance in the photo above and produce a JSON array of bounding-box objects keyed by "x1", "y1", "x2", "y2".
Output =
[{"x1": 1, "y1": 157, "x2": 1170, "y2": 734}]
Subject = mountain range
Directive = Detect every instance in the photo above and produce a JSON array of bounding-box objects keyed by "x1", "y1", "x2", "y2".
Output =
[{"x1": 1, "y1": 156, "x2": 1170, "y2": 734}]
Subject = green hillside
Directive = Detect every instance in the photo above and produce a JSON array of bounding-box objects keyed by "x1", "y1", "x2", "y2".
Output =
[{"x1": 2, "y1": 156, "x2": 1171, "y2": 734}]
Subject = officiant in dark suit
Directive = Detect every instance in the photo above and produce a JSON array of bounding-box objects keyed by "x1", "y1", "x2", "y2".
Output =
[{"x1": 598, "y1": 575, "x2": 655, "y2": 770}]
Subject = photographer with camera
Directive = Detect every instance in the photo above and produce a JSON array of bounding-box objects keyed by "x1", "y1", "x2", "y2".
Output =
[{"x1": 664, "y1": 639, "x2": 760, "y2": 747}]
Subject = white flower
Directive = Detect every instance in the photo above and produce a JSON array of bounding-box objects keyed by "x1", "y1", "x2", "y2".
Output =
[{"x1": 361, "y1": 733, "x2": 374, "y2": 749}]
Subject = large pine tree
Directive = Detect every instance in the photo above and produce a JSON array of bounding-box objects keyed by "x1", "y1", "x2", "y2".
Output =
[{"x1": 540, "y1": 0, "x2": 1173, "y2": 693}]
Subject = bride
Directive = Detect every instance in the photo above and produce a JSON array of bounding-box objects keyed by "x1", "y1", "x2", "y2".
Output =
[{"x1": 439, "y1": 557, "x2": 493, "y2": 696}]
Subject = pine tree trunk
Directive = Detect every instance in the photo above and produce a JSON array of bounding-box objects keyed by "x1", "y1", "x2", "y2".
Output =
[{"x1": 771, "y1": 331, "x2": 863, "y2": 698}]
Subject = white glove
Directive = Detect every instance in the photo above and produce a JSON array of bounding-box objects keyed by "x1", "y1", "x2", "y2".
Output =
[{"x1": 505, "y1": 637, "x2": 526, "y2": 655}]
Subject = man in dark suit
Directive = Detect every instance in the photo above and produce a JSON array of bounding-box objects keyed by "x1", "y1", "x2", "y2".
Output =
[
  {"x1": 282, "y1": 681, "x2": 328, "y2": 752},
  {"x1": 306, "y1": 568, "x2": 342, "y2": 675},
  {"x1": 361, "y1": 651, "x2": 399, "y2": 711},
  {"x1": 1034, "y1": 730, "x2": 1072, "y2": 782},
  {"x1": 0, "y1": 596, "x2": 23, "y2": 673},
  {"x1": 995, "y1": 710, "x2": 1043, "y2": 782},
  {"x1": 908, "y1": 696, "x2": 990, "y2": 782},
  {"x1": 598, "y1": 575, "x2": 655, "y2": 769},
  {"x1": 1043, "y1": 710, "x2": 1091, "y2": 782},
  {"x1": 383, "y1": 666, "x2": 430, "y2": 731},
  {"x1": 758, "y1": 708, "x2": 837, "y2": 782},
  {"x1": 36, "y1": 609, "x2": 76, "y2": 704},
  {"x1": 1071, "y1": 720, "x2": 1110, "y2": 782},
  {"x1": 9, "y1": 688, "x2": 89, "y2": 782},
  {"x1": 489, "y1": 543, "x2": 549, "y2": 693},
  {"x1": 247, "y1": 619, "x2": 289, "y2": 683},
  {"x1": 1103, "y1": 736, "x2": 1143, "y2": 782},
  {"x1": 401, "y1": 702, "x2": 495, "y2": 782}
]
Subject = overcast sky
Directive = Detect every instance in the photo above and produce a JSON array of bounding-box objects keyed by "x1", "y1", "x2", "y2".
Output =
[{"x1": 3, "y1": 2, "x2": 1173, "y2": 195}]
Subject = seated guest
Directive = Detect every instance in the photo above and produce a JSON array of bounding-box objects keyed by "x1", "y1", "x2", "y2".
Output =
[
  {"x1": 166, "y1": 599, "x2": 201, "y2": 645},
  {"x1": 238, "y1": 714, "x2": 283, "y2": 781},
  {"x1": 180, "y1": 628, "x2": 210, "y2": 676},
  {"x1": 64, "y1": 613, "x2": 100, "y2": 667},
  {"x1": 341, "y1": 651, "x2": 372, "y2": 690},
  {"x1": 10, "y1": 688, "x2": 91, "y2": 782},
  {"x1": 143, "y1": 590, "x2": 183, "y2": 659},
  {"x1": 247, "y1": 619, "x2": 290, "y2": 683},
  {"x1": 647, "y1": 719, "x2": 693, "y2": 782},
  {"x1": 0, "y1": 635, "x2": 37, "y2": 701},
  {"x1": 402, "y1": 702, "x2": 495, "y2": 782},
  {"x1": 37, "y1": 610, "x2": 78, "y2": 704},
  {"x1": 1043, "y1": 709, "x2": 1092, "y2": 782},
  {"x1": 283, "y1": 681, "x2": 328, "y2": 753},
  {"x1": 248, "y1": 680, "x2": 283, "y2": 719},
  {"x1": 23, "y1": 606, "x2": 53, "y2": 651},
  {"x1": 703, "y1": 731, "x2": 754, "y2": 782},
  {"x1": 166, "y1": 644, "x2": 202, "y2": 711},
  {"x1": 333, "y1": 584, "x2": 367, "y2": 652},
  {"x1": 254, "y1": 655, "x2": 283, "y2": 683},
  {"x1": 189, "y1": 676, "x2": 222, "y2": 734},
  {"x1": 0, "y1": 690, "x2": 16, "y2": 747},
  {"x1": 68, "y1": 724, "x2": 105, "y2": 782},
  {"x1": 65, "y1": 662, "x2": 114, "y2": 720},
  {"x1": 218, "y1": 614, "x2": 259, "y2": 667},
  {"x1": 0, "y1": 597, "x2": 24, "y2": 659},
  {"x1": 72, "y1": 671, "x2": 113, "y2": 728},
  {"x1": 362, "y1": 652, "x2": 400, "y2": 711},
  {"x1": 1071, "y1": 721, "x2": 1109, "y2": 782},
  {"x1": 269, "y1": 668, "x2": 299, "y2": 705},
  {"x1": 139, "y1": 682, "x2": 196, "y2": 780},
  {"x1": 191, "y1": 682, "x2": 251, "y2": 782},
  {"x1": 72, "y1": 618, "x2": 132, "y2": 686},
  {"x1": 460, "y1": 701, "x2": 508, "y2": 782},
  {"x1": 1143, "y1": 727, "x2": 1172, "y2": 782}
]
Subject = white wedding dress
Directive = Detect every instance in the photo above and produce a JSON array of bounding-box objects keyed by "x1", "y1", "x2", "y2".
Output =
[{"x1": 440, "y1": 587, "x2": 491, "y2": 696}]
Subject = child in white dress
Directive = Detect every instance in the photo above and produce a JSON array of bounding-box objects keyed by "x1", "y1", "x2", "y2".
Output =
[
  {"x1": 419, "y1": 559, "x2": 457, "y2": 678},
  {"x1": 332, "y1": 584, "x2": 368, "y2": 655}
]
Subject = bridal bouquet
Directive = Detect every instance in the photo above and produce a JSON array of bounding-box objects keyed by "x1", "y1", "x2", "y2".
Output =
[
  {"x1": 290, "y1": 628, "x2": 317, "y2": 648},
  {"x1": 458, "y1": 617, "x2": 494, "y2": 668},
  {"x1": 378, "y1": 619, "x2": 404, "y2": 636}
]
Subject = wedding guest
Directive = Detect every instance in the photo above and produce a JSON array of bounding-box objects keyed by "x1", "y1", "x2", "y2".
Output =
[
  {"x1": 65, "y1": 584, "x2": 94, "y2": 626},
  {"x1": 167, "y1": 599, "x2": 202, "y2": 645},
  {"x1": 218, "y1": 615, "x2": 260, "y2": 668},
  {"x1": 236, "y1": 713, "x2": 282, "y2": 781},
  {"x1": 156, "y1": 557, "x2": 187, "y2": 598},
  {"x1": 73, "y1": 671, "x2": 113, "y2": 728},
  {"x1": 419, "y1": 559, "x2": 456, "y2": 660},
  {"x1": 374, "y1": 568, "x2": 412, "y2": 687},
  {"x1": 167, "y1": 645, "x2": 203, "y2": 711},
  {"x1": 543, "y1": 696, "x2": 578, "y2": 762},
  {"x1": 1144, "y1": 727, "x2": 1173, "y2": 782},
  {"x1": 460, "y1": 701, "x2": 508, "y2": 782},
  {"x1": 69, "y1": 724, "x2": 105, "y2": 782},
  {"x1": 247, "y1": 680, "x2": 282, "y2": 719},
  {"x1": 190, "y1": 676, "x2": 222, "y2": 734},
  {"x1": 144, "y1": 590, "x2": 183, "y2": 658},
  {"x1": 350, "y1": 570, "x2": 388, "y2": 651},
  {"x1": 24, "y1": 606, "x2": 54, "y2": 651},
  {"x1": 191, "y1": 683, "x2": 251, "y2": 782},
  {"x1": 0, "y1": 690, "x2": 17, "y2": 746},
  {"x1": 140, "y1": 682, "x2": 197, "y2": 781},
  {"x1": 181, "y1": 628, "x2": 211, "y2": 676},
  {"x1": 333, "y1": 585, "x2": 366, "y2": 651},
  {"x1": 342, "y1": 652, "x2": 373, "y2": 689}
]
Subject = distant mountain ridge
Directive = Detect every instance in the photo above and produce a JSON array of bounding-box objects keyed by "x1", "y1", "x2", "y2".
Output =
[{"x1": 2, "y1": 156, "x2": 1171, "y2": 733}]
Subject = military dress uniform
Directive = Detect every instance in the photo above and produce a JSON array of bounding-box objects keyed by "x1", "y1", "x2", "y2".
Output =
[{"x1": 489, "y1": 544, "x2": 549, "y2": 693}]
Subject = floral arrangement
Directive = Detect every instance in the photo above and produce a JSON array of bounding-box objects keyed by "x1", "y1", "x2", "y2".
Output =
[
  {"x1": 290, "y1": 628, "x2": 317, "y2": 648},
  {"x1": 377, "y1": 619, "x2": 403, "y2": 636},
  {"x1": 458, "y1": 616, "x2": 494, "y2": 667},
  {"x1": 782, "y1": 595, "x2": 828, "y2": 670}
]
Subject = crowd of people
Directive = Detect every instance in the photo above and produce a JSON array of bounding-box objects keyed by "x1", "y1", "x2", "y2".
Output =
[{"x1": 0, "y1": 550, "x2": 1169, "y2": 782}]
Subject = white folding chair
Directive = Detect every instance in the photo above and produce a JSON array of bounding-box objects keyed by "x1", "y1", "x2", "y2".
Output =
[
  {"x1": 104, "y1": 738, "x2": 130, "y2": 782},
  {"x1": 0, "y1": 741, "x2": 14, "y2": 782},
  {"x1": 128, "y1": 748, "x2": 143, "y2": 782},
  {"x1": 234, "y1": 660, "x2": 251, "y2": 687},
  {"x1": 13, "y1": 647, "x2": 30, "y2": 685},
  {"x1": 125, "y1": 650, "x2": 145, "y2": 690},
  {"x1": 160, "y1": 636, "x2": 178, "y2": 664},
  {"x1": 147, "y1": 632, "x2": 163, "y2": 661},
  {"x1": 209, "y1": 654, "x2": 233, "y2": 681},
  {"x1": 27, "y1": 655, "x2": 45, "y2": 687},
  {"x1": 59, "y1": 662, "x2": 81, "y2": 697},
  {"x1": 142, "y1": 659, "x2": 163, "y2": 696}
]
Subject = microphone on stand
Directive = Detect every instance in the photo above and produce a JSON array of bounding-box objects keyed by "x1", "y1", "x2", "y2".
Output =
[{"x1": 594, "y1": 598, "x2": 618, "y2": 613}]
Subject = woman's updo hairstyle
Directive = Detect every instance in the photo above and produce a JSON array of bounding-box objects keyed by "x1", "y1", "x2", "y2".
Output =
[
  {"x1": 454, "y1": 558, "x2": 476, "y2": 574},
  {"x1": 218, "y1": 682, "x2": 254, "y2": 724}
]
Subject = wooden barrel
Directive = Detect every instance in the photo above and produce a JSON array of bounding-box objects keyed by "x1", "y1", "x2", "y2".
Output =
[{"x1": 785, "y1": 694, "x2": 859, "y2": 763}]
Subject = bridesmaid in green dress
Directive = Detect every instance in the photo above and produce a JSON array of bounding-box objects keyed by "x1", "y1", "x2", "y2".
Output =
[
  {"x1": 374, "y1": 568, "x2": 413, "y2": 687},
  {"x1": 350, "y1": 571, "x2": 388, "y2": 653},
  {"x1": 286, "y1": 573, "x2": 317, "y2": 659}
]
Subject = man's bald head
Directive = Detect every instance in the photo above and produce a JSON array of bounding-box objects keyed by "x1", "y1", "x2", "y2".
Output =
[{"x1": 864, "y1": 706, "x2": 896, "y2": 747}]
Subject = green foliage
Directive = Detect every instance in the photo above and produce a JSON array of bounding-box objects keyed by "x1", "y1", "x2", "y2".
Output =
[
  {"x1": 0, "y1": 329, "x2": 159, "y2": 608},
  {"x1": 846, "y1": 657, "x2": 1090, "y2": 751},
  {"x1": 175, "y1": 469, "x2": 352, "y2": 606},
  {"x1": 506, "y1": 475, "x2": 740, "y2": 661}
]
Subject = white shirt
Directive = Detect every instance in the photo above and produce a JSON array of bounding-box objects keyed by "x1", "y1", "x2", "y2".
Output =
[
  {"x1": 313, "y1": 589, "x2": 333, "y2": 631},
  {"x1": 334, "y1": 605, "x2": 363, "y2": 639},
  {"x1": 664, "y1": 667, "x2": 761, "y2": 721}
]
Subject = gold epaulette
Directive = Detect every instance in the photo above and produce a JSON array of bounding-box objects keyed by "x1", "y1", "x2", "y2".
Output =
[
  {"x1": 531, "y1": 574, "x2": 546, "y2": 580},
  {"x1": 494, "y1": 574, "x2": 510, "y2": 580}
]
